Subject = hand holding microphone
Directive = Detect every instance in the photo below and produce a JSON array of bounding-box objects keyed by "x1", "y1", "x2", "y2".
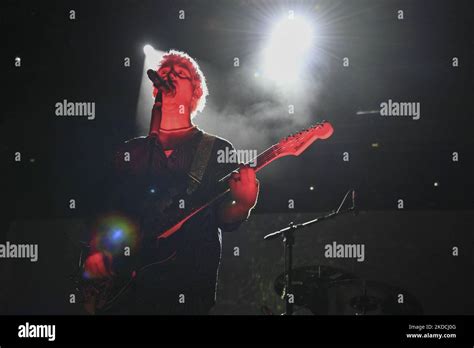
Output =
[{"x1": 146, "y1": 69, "x2": 173, "y2": 93}]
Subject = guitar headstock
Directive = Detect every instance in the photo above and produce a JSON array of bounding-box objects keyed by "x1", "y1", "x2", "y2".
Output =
[{"x1": 276, "y1": 121, "x2": 334, "y2": 157}]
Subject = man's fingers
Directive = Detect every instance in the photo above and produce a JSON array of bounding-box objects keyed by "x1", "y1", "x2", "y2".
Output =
[
  {"x1": 240, "y1": 166, "x2": 256, "y2": 184},
  {"x1": 237, "y1": 165, "x2": 248, "y2": 183},
  {"x1": 90, "y1": 258, "x2": 102, "y2": 277},
  {"x1": 89, "y1": 262, "x2": 100, "y2": 278},
  {"x1": 85, "y1": 253, "x2": 112, "y2": 278},
  {"x1": 96, "y1": 258, "x2": 107, "y2": 276},
  {"x1": 230, "y1": 171, "x2": 240, "y2": 182},
  {"x1": 85, "y1": 258, "x2": 96, "y2": 276},
  {"x1": 241, "y1": 167, "x2": 250, "y2": 183},
  {"x1": 229, "y1": 177, "x2": 237, "y2": 192},
  {"x1": 247, "y1": 167, "x2": 256, "y2": 182}
]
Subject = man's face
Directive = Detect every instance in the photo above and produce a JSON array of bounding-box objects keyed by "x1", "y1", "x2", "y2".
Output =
[{"x1": 157, "y1": 63, "x2": 194, "y2": 110}]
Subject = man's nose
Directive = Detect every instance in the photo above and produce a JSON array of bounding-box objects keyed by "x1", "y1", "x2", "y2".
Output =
[{"x1": 164, "y1": 72, "x2": 177, "y2": 84}]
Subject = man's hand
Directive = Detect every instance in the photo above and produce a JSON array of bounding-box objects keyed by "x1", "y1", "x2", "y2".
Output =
[
  {"x1": 84, "y1": 251, "x2": 114, "y2": 279},
  {"x1": 229, "y1": 165, "x2": 259, "y2": 210},
  {"x1": 218, "y1": 165, "x2": 259, "y2": 224}
]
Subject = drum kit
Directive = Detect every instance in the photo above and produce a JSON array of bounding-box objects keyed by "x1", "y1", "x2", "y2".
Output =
[
  {"x1": 264, "y1": 190, "x2": 423, "y2": 315},
  {"x1": 272, "y1": 265, "x2": 423, "y2": 315}
]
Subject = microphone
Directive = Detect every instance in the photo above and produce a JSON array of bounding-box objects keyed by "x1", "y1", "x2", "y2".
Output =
[
  {"x1": 352, "y1": 190, "x2": 358, "y2": 215},
  {"x1": 146, "y1": 69, "x2": 173, "y2": 93}
]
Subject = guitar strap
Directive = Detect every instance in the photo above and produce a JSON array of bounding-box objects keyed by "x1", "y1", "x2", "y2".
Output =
[{"x1": 186, "y1": 133, "x2": 216, "y2": 195}]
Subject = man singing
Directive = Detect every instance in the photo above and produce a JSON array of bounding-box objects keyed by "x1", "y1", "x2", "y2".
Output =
[{"x1": 83, "y1": 50, "x2": 259, "y2": 315}]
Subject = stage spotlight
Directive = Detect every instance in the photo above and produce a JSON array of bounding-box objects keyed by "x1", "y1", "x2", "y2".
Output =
[
  {"x1": 261, "y1": 15, "x2": 314, "y2": 85},
  {"x1": 143, "y1": 44, "x2": 154, "y2": 55},
  {"x1": 136, "y1": 46, "x2": 165, "y2": 133}
]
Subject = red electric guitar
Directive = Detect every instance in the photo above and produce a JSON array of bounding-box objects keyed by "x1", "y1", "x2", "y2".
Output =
[{"x1": 72, "y1": 121, "x2": 334, "y2": 314}]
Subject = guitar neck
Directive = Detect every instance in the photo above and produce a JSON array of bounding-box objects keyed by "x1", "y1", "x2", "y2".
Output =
[
  {"x1": 161, "y1": 145, "x2": 283, "y2": 235},
  {"x1": 218, "y1": 144, "x2": 283, "y2": 184}
]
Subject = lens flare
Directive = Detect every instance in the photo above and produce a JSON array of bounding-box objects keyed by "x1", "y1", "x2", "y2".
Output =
[{"x1": 90, "y1": 213, "x2": 139, "y2": 255}]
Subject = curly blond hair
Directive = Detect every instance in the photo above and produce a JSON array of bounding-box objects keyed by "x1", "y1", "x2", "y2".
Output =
[{"x1": 153, "y1": 50, "x2": 209, "y2": 118}]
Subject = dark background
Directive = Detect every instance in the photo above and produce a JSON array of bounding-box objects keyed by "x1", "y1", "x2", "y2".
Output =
[{"x1": 1, "y1": 0, "x2": 473, "y2": 315}]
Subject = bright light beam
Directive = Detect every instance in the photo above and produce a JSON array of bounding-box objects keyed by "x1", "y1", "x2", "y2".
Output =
[
  {"x1": 261, "y1": 15, "x2": 314, "y2": 86},
  {"x1": 136, "y1": 45, "x2": 165, "y2": 134},
  {"x1": 143, "y1": 44, "x2": 154, "y2": 55}
]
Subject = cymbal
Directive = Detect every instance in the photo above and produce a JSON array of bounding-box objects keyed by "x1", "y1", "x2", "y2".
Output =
[
  {"x1": 274, "y1": 265, "x2": 357, "y2": 314},
  {"x1": 326, "y1": 279, "x2": 423, "y2": 315}
]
